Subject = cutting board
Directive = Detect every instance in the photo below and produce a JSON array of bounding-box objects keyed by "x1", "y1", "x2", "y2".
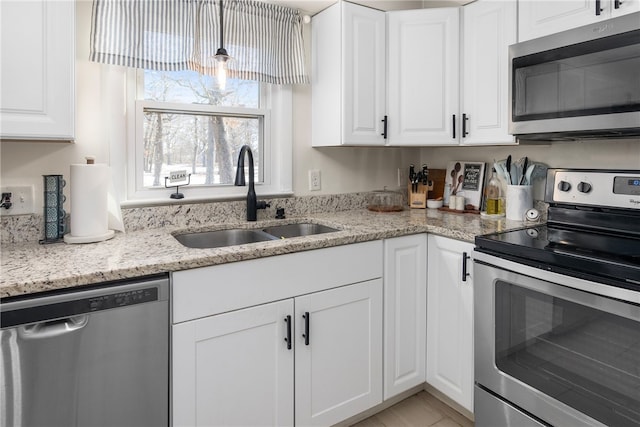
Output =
[{"x1": 427, "y1": 169, "x2": 446, "y2": 199}]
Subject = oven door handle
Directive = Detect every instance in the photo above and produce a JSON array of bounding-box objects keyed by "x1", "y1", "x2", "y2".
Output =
[{"x1": 462, "y1": 252, "x2": 471, "y2": 282}]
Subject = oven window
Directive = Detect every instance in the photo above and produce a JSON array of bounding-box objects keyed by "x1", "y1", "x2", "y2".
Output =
[
  {"x1": 495, "y1": 281, "x2": 640, "y2": 426},
  {"x1": 512, "y1": 31, "x2": 640, "y2": 121}
]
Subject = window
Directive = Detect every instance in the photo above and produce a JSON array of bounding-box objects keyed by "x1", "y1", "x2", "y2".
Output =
[{"x1": 127, "y1": 69, "x2": 293, "y2": 204}]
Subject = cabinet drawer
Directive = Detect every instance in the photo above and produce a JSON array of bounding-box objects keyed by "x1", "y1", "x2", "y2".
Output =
[{"x1": 172, "y1": 240, "x2": 383, "y2": 323}]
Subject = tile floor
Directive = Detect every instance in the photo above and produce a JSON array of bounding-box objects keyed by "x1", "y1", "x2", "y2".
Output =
[{"x1": 351, "y1": 391, "x2": 474, "y2": 427}]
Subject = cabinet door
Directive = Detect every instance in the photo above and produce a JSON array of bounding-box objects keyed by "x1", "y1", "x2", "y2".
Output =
[
  {"x1": 461, "y1": 0, "x2": 516, "y2": 145},
  {"x1": 426, "y1": 235, "x2": 474, "y2": 412},
  {"x1": 295, "y1": 279, "x2": 383, "y2": 426},
  {"x1": 0, "y1": 0, "x2": 74, "y2": 140},
  {"x1": 610, "y1": 0, "x2": 640, "y2": 17},
  {"x1": 384, "y1": 234, "x2": 427, "y2": 399},
  {"x1": 387, "y1": 8, "x2": 460, "y2": 146},
  {"x1": 342, "y1": 2, "x2": 387, "y2": 145},
  {"x1": 311, "y1": 2, "x2": 385, "y2": 147},
  {"x1": 518, "y1": 0, "x2": 601, "y2": 42},
  {"x1": 172, "y1": 300, "x2": 294, "y2": 427}
]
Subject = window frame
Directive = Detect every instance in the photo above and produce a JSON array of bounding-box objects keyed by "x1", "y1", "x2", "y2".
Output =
[{"x1": 122, "y1": 69, "x2": 293, "y2": 206}]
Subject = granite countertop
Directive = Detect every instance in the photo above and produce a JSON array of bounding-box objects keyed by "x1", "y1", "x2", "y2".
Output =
[{"x1": 0, "y1": 208, "x2": 527, "y2": 298}]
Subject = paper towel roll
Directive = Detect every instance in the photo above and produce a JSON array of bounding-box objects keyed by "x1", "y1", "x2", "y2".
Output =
[{"x1": 67, "y1": 162, "x2": 111, "y2": 241}]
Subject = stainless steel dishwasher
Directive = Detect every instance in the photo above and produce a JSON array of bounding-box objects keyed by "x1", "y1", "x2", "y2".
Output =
[{"x1": 0, "y1": 275, "x2": 169, "y2": 427}]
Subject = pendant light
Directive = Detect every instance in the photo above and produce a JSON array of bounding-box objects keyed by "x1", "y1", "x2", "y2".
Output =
[{"x1": 214, "y1": 0, "x2": 230, "y2": 90}]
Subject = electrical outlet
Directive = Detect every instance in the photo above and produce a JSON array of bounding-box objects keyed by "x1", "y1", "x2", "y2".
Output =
[
  {"x1": 308, "y1": 170, "x2": 321, "y2": 191},
  {"x1": 0, "y1": 185, "x2": 35, "y2": 215}
]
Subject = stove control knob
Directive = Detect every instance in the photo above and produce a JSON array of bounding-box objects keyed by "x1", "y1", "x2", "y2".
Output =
[
  {"x1": 558, "y1": 181, "x2": 571, "y2": 192},
  {"x1": 578, "y1": 182, "x2": 592, "y2": 193}
]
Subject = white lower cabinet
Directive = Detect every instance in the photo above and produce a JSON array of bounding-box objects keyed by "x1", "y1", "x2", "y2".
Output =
[
  {"x1": 383, "y1": 234, "x2": 427, "y2": 399},
  {"x1": 171, "y1": 241, "x2": 383, "y2": 427},
  {"x1": 295, "y1": 280, "x2": 383, "y2": 426},
  {"x1": 426, "y1": 235, "x2": 474, "y2": 412},
  {"x1": 172, "y1": 300, "x2": 295, "y2": 427}
]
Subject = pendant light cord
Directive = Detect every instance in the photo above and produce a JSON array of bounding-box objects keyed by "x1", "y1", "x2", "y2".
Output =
[{"x1": 219, "y1": 0, "x2": 224, "y2": 51}]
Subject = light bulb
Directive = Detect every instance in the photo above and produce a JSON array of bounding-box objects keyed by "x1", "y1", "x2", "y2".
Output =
[{"x1": 216, "y1": 59, "x2": 227, "y2": 91}]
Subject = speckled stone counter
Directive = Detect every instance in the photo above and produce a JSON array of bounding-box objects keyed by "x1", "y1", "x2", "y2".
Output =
[{"x1": 1, "y1": 207, "x2": 529, "y2": 298}]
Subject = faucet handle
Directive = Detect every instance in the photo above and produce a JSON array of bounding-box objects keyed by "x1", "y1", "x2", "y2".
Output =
[{"x1": 256, "y1": 200, "x2": 271, "y2": 210}]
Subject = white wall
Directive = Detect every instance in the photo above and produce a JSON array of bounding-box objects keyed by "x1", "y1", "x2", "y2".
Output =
[
  {"x1": 418, "y1": 140, "x2": 640, "y2": 200},
  {"x1": 1, "y1": 0, "x2": 638, "y2": 214}
]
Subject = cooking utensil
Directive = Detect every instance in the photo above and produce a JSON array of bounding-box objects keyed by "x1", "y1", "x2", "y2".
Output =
[
  {"x1": 522, "y1": 164, "x2": 535, "y2": 186},
  {"x1": 518, "y1": 157, "x2": 529, "y2": 185},
  {"x1": 506, "y1": 155, "x2": 513, "y2": 185}
]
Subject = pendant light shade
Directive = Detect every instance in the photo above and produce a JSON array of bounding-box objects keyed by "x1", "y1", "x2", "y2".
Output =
[{"x1": 214, "y1": 0, "x2": 231, "y2": 90}]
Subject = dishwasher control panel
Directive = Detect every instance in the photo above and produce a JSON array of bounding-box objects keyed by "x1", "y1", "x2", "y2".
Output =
[
  {"x1": 89, "y1": 288, "x2": 158, "y2": 311},
  {"x1": 1, "y1": 285, "x2": 161, "y2": 328}
]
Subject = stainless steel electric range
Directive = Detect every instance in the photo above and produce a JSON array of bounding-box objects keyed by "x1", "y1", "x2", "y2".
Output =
[{"x1": 473, "y1": 169, "x2": 640, "y2": 427}]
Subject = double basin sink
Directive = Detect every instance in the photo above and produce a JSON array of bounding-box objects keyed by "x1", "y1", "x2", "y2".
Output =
[{"x1": 174, "y1": 223, "x2": 339, "y2": 249}]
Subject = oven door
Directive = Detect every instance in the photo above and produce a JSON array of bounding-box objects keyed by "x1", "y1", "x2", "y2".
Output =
[{"x1": 474, "y1": 251, "x2": 640, "y2": 427}]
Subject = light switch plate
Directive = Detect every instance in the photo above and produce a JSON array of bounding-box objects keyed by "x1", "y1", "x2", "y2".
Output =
[{"x1": 309, "y1": 170, "x2": 321, "y2": 191}]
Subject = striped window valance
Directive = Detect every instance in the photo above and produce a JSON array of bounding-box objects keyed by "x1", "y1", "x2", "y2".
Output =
[{"x1": 89, "y1": 0, "x2": 309, "y2": 85}]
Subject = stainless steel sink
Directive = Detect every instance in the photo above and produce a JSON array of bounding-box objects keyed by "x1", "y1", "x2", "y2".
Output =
[
  {"x1": 262, "y1": 223, "x2": 339, "y2": 239},
  {"x1": 174, "y1": 223, "x2": 340, "y2": 249},
  {"x1": 174, "y1": 229, "x2": 277, "y2": 249}
]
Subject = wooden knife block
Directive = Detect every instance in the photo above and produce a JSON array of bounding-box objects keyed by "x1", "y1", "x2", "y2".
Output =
[{"x1": 408, "y1": 182, "x2": 433, "y2": 209}]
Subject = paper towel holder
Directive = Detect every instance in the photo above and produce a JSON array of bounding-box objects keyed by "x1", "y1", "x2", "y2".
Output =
[{"x1": 164, "y1": 173, "x2": 191, "y2": 199}]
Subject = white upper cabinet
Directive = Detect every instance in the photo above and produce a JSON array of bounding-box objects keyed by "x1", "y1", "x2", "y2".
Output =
[
  {"x1": 312, "y1": 2, "x2": 386, "y2": 146},
  {"x1": 519, "y1": 0, "x2": 640, "y2": 42},
  {"x1": 0, "y1": 0, "x2": 75, "y2": 141},
  {"x1": 387, "y1": 8, "x2": 460, "y2": 146},
  {"x1": 460, "y1": 0, "x2": 516, "y2": 145}
]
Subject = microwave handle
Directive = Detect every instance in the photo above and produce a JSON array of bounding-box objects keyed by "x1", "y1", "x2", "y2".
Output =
[{"x1": 595, "y1": 0, "x2": 603, "y2": 15}]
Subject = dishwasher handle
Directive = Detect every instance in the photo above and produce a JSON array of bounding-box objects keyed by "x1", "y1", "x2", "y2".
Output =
[{"x1": 18, "y1": 315, "x2": 89, "y2": 340}]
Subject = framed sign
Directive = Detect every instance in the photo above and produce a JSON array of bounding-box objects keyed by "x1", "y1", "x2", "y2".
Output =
[{"x1": 445, "y1": 161, "x2": 486, "y2": 209}]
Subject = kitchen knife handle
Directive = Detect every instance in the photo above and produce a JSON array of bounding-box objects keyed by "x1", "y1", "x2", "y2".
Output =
[
  {"x1": 462, "y1": 113, "x2": 469, "y2": 137},
  {"x1": 284, "y1": 315, "x2": 292, "y2": 350},
  {"x1": 452, "y1": 114, "x2": 456, "y2": 139},
  {"x1": 595, "y1": 0, "x2": 603, "y2": 15},
  {"x1": 462, "y1": 252, "x2": 470, "y2": 282},
  {"x1": 302, "y1": 312, "x2": 310, "y2": 345},
  {"x1": 381, "y1": 116, "x2": 388, "y2": 139}
]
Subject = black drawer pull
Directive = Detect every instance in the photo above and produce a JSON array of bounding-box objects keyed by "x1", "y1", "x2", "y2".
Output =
[
  {"x1": 284, "y1": 315, "x2": 292, "y2": 350},
  {"x1": 462, "y1": 252, "x2": 471, "y2": 282},
  {"x1": 302, "y1": 312, "x2": 310, "y2": 345}
]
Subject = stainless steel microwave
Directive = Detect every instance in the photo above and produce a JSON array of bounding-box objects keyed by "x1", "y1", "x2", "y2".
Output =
[{"x1": 509, "y1": 12, "x2": 640, "y2": 141}]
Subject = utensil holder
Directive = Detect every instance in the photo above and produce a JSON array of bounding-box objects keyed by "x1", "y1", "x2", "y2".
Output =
[
  {"x1": 41, "y1": 175, "x2": 66, "y2": 243},
  {"x1": 506, "y1": 185, "x2": 532, "y2": 220}
]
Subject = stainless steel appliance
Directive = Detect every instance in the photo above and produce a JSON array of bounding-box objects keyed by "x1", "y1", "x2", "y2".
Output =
[
  {"x1": 474, "y1": 169, "x2": 640, "y2": 426},
  {"x1": 509, "y1": 13, "x2": 640, "y2": 140},
  {"x1": 1, "y1": 275, "x2": 169, "y2": 427}
]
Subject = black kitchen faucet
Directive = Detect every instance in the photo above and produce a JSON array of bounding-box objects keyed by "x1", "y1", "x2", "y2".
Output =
[{"x1": 234, "y1": 145, "x2": 270, "y2": 221}]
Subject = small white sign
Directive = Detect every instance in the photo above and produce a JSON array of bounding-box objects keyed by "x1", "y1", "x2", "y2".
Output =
[{"x1": 169, "y1": 170, "x2": 188, "y2": 183}]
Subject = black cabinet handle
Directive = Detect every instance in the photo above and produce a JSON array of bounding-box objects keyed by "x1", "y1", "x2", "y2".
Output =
[
  {"x1": 596, "y1": 0, "x2": 603, "y2": 15},
  {"x1": 462, "y1": 113, "x2": 469, "y2": 138},
  {"x1": 381, "y1": 116, "x2": 388, "y2": 139},
  {"x1": 452, "y1": 114, "x2": 456, "y2": 139},
  {"x1": 462, "y1": 252, "x2": 471, "y2": 282},
  {"x1": 302, "y1": 312, "x2": 310, "y2": 345},
  {"x1": 284, "y1": 315, "x2": 292, "y2": 350},
  {"x1": 614, "y1": 0, "x2": 622, "y2": 8}
]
